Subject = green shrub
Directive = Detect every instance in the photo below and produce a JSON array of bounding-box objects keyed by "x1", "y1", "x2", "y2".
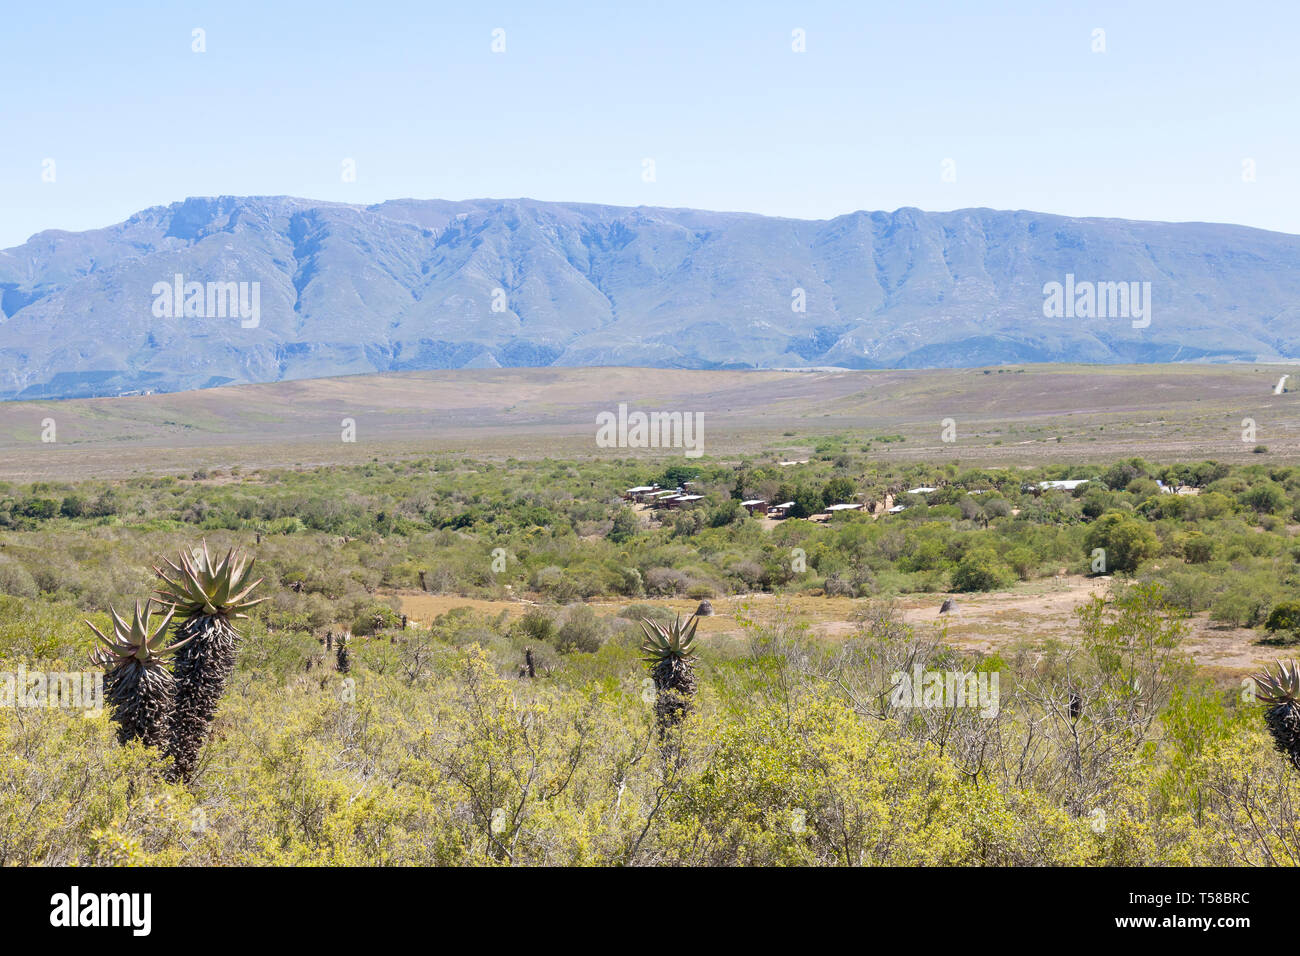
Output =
[
  {"x1": 556, "y1": 605, "x2": 604, "y2": 654},
  {"x1": 1182, "y1": 533, "x2": 1215, "y2": 564},
  {"x1": 515, "y1": 609, "x2": 557, "y2": 645},
  {"x1": 1263, "y1": 601, "x2": 1300, "y2": 644},
  {"x1": 951, "y1": 548, "x2": 1011, "y2": 592},
  {"x1": 1083, "y1": 513, "x2": 1159, "y2": 574},
  {"x1": 0, "y1": 556, "x2": 38, "y2": 599},
  {"x1": 353, "y1": 602, "x2": 402, "y2": 635}
]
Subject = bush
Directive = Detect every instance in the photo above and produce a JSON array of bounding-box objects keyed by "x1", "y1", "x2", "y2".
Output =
[
  {"x1": 353, "y1": 602, "x2": 402, "y2": 635},
  {"x1": 515, "y1": 609, "x2": 557, "y2": 645},
  {"x1": 1264, "y1": 601, "x2": 1300, "y2": 643},
  {"x1": 608, "y1": 508, "x2": 639, "y2": 543},
  {"x1": 951, "y1": 548, "x2": 1011, "y2": 592},
  {"x1": 0, "y1": 556, "x2": 38, "y2": 598},
  {"x1": 1005, "y1": 547, "x2": 1036, "y2": 581},
  {"x1": 1210, "y1": 586, "x2": 1270, "y2": 628},
  {"x1": 1083, "y1": 513, "x2": 1159, "y2": 574},
  {"x1": 1182, "y1": 534, "x2": 1215, "y2": 564},
  {"x1": 16, "y1": 498, "x2": 58, "y2": 520},
  {"x1": 645, "y1": 567, "x2": 691, "y2": 596},
  {"x1": 556, "y1": 605, "x2": 604, "y2": 654},
  {"x1": 614, "y1": 566, "x2": 645, "y2": 597},
  {"x1": 1240, "y1": 481, "x2": 1287, "y2": 515}
]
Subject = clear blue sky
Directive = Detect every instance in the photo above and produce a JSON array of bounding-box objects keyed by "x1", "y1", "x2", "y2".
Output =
[{"x1": 2, "y1": 0, "x2": 1296, "y2": 248}]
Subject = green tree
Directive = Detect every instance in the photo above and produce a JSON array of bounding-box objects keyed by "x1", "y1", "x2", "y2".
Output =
[
  {"x1": 659, "y1": 464, "x2": 698, "y2": 489},
  {"x1": 951, "y1": 547, "x2": 1010, "y2": 592},
  {"x1": 1083, "y1": 513, "x2": 1159, "y2": 573},
  {"x1": 790, "y1": 485, "x2": 824, "y2": 519},
  {"x1": 1241, "y1": 481, "x2": 1287, "y2": 515},
  {"x1": 821, "y1": 476, "x2": 857, "y2": 507},
  {"x1": 608, "y1": 507, "x2": 639, "y2": 543},
  {"x1": 1264, "y1": 601, "x2": 1300, "y2": 644}
]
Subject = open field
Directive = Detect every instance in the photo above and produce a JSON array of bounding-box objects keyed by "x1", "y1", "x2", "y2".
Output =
[
  {"x1": 1, "y1": 363, "x2": 1298, "y2": 480},
  {"x1": 391, "y1": 575, "x2": 1276, "y2": 676}
]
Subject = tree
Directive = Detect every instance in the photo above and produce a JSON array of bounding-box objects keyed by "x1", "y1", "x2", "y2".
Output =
[
  {"x1": 609, "y1": 507, "x2": 639, "y2": 543},
  {"x1": 1103, "y1": 458, "x2": 1148, "y2": 491},
  {"x1": 1182, "y1": 533, "x2": 1215, "y2": 564},
  {"x1": 1264, "y1": 602, "x2": 1300, "y2": 645},
  {"x1": 659, "y1": 464, "x2": 697, "y2": 489},
  {"x1": 790, "y1": 485, "x2": 824, "y2": 519},
  {"x1": 1083, "y1": 513, "x2": 1159, "y2": 574},
  {"x1": 821, "y1": 477, "x2": 857, "y2": 507},
  {"x1": 1241, "y1": 481, "x2": 1287, "y2": 515},
  {"x1": 951, "y1": 548, "x2": 1010, "y2": 592}
]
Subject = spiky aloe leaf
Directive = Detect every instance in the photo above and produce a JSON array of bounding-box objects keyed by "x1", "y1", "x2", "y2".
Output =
[
  {"x1": 87, "y1": 600, "x2": 185, "y2": 664},
  {"x1": 154, "y1": 539, "x2": 265, "y2": 619},
  {"x1": 1253, "y1": 661, "x2": 1300, "y2": 773},
  {"x1": 1254, "y1": 661, "x2": 1300, "y2": 703},
  {"x1": 640, "y1": 613, "x2": 701, "y2": 734},
  {"x1": 157, "y1": 541, "x2": 263, "y2": 783},
  {"x1": 639, "y1": 615, "x2": 699, "y2": 662},
  {"x1": 85, "y1": 600, "x2": 185, "y2": 748}
]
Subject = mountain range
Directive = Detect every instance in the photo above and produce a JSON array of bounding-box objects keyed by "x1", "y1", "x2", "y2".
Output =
[{"x1": 2, "y1": 195, "x2": 1298, "y2": 400}]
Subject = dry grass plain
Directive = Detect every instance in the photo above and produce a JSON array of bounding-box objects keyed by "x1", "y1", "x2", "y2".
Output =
[
  {"x1": 390, "y1": 575, "x2": 1276, "y2": 678},
  {"x1": 0, "y1": 362, "x2": 1297, "y2": 480}
]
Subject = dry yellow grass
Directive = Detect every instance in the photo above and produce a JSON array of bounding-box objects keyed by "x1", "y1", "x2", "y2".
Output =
[{"x1": 2, "y1": 363, "x2": 1297, "y2": 480}]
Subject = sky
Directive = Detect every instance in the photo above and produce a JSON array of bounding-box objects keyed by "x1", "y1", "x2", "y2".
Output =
[{"x1": 1, "y1": 0, "x2": 1297, "y2": 248}]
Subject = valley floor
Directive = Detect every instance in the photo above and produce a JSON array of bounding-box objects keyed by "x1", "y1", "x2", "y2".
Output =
[{"x1": 390, "y1": 574, "x2": 1275, "y2": 679}]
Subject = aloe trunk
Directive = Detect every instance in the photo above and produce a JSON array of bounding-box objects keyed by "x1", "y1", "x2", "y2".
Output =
[{"x1": 154, "y1": 542, "x2": 264, "y2": 783}]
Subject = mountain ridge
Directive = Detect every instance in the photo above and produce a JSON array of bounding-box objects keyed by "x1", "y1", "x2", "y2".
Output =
[{"x1": 2, "y1": 195, "x2": 1298, "y2": 400}]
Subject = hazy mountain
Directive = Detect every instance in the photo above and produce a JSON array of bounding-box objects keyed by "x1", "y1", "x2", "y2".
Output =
[{"x1": 1, "y1": 195, "x2": 1298, "y2": 399}]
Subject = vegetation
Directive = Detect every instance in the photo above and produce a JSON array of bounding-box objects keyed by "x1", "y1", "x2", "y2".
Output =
[
  {"x1": 86, "y1": 600, "x2": 183, "y2": 748},
  {"x1": 2, "y1": 451, "x2": 1300, "y2": 865},
  {"x1": 1253, "y1": 662, "x2": 1300, "y2": 772},
  {"x1": 154, "y1": 543, "x2": 264, "y2": 782},
  {"x1": 639, "y1": 614, "x2": 699, "y2": 734}
]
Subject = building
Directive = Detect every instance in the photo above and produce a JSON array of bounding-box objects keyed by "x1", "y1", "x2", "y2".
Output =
[
  {"x1": 623, "y1": 484, "x2": 659, "y2": 502},
  {"x1": 666, "y1": 494, "x2": 705, "y2": 509},
  {"x1": 1038, "y1": 479, "x2": 1089, "y2": 491},
  {"x1": 740, "y1": 499, "x2": 768, "y2": 515},
  {"x1": 767, "y1": 500, "x2": 796, "y2": 519},
  {"x1": 825, "y1": 503, "x2": 863, "y2": 513}
]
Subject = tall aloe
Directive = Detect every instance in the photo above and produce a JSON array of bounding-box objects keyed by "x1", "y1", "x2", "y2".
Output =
[
  {"x1": 87, "y1": 600, "x2": 188, "y2": 748},
  {"x1": 640, "y1": 614, "x2": 700, "y2": 734},
  {"x1": 1253, "y1": 661, "x2": 1300, "y2": 772},
  {"x1": 155, "y1": 541, "x2": 264, "y2": 782}
]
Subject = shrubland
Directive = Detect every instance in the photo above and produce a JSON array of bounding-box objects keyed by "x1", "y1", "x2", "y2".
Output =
[{"x1": 1, "y1": 449, "x2": 1299, "y2": 865}]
